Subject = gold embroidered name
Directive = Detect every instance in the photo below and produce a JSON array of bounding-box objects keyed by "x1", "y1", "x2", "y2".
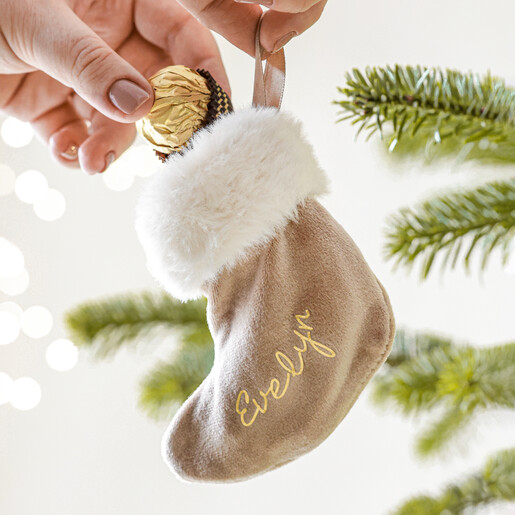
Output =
[{"x1": 235, "y1": 309, "x2": 336, "y2": 427}]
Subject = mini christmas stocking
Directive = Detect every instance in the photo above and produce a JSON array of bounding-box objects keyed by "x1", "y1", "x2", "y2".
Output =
[{"x1": 135, "y1": 20, "x2": 395, "y2": 483}]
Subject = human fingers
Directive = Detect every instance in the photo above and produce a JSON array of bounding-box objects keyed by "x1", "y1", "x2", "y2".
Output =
[
  {"x1": 33, "y1": 101, "x2": 89, "y2": 167},
  {"x1": 234, "y1": 0, "x2": 320, "y2": 13},
  {"x1": 72, "y1": 33, "x2": 172, "y2": 174},
  {"x1": 135, "y1": 0, "x2": 230, "y2": 94},
  {"x1": 178, "y1": 0, "x2": 262, "y2": 56},
  {"x1": 0, "y1": 69, "x2": 87, "y2": 166},
  {"x1": 0, "y1": 70, "x2": 70, "y2": 122},
  {"x1": 76, "y1": 104, "x2": 137, "y2": 175},
  {"x1": 259, "y1": 0, "x2": 327, "y2": 53},
  {"x1": 2, "y1": 0, "x2": 154, "y2": 122},
  {"x1": 177, "y1": 0, "x2": 325, "y2": 58}
]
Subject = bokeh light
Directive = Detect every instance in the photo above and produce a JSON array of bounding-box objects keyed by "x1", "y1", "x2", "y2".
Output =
[
  {"x1": 0, "y1": 301, "x2": 23, "y2": 320},
  {"x1": 0, "y1": 268, "x2": 29, "y2": 296},
  {"x1": 102, "y1": 145, "x2": 158, "y2": 190},
  {"x1": 0, "y1": 372, "x2": 14, "y2": 406},
  {"x1": 21, "y1": 305, "x2": 53, "y2": 339},
  {"x1": 46, "y1": 339, "x2": 79, "y2": 372},
  {"x1": 126, "y1": 145, "x2": 158, "y2": 178},
  {"x1": 103, "y1": 165, "x2": 135, "y2": 191},
  {"x1": 15, "y1": 170, "x2": 49, "y2": 204},
  {"x1": 33, "y1": 188, "x2": 66, "y2": 221},
  {"x1": 0, "y1": 237, "x2": 24, "y2": 279},
  {"x1": 0, "y1": 117, "x2": 34, "y2": 148},
  {"x1": 0, "y1": 311, "x2": 20, "y2": 345},
  {"x1": 10, "y1": 377, "x2": 41, "y2": 410},
  {"x1": 0, "y1": 163, "x2": 16, "y2": 196}
]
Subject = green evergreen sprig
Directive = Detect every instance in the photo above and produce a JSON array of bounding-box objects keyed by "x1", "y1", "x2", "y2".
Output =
[
  {"x1": 335, "y1": 65, "x2": 515, "y2": 163},
  {"x1": 139, "y1": 325, "x2": 214, "y2": 419},
  {"x1": 386, "y1": 329, "x2": 452, "y2": 367},
  {"x1": 373, "y1": 337, "x2": 515, "y2": 456},
  {"x1": 395, "y1": 448, "x2": 515, "y2": 514},
  {"x1": 384, "y1": 179, "x2": 515, "y2": 278},
  {"x1": 65, "y1": 292, "x2": 214, "y2": 418},
  {"x1": 65, "y1": 291, "x2": 207, "y2": 357}
]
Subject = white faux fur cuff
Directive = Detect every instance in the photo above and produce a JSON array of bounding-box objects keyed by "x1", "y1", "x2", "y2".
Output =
[{"x1": 135, "y1": 107, "x2": 329, "y2": 301}]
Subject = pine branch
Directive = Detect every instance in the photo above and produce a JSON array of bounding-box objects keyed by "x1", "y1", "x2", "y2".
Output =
[
  {"x1": 414, "y1": 405, "x2": 474, "y2": 456},
  {"x1": 384, "y1": 179, "x2": 515, "y2": 278},
  {"x1": 335, "y1": 65, "x2": 515, "y2": 164},
  {"x1": 65, "y1": 291, "x2": 208, "y2": 357},
  {"x1": 372, "y1": 336, "x2": 515, "y2": 456},
  {"x1": 394, "y1": 448, "x2": 515, "y2": 514},
  {"x1": 386, "y1": 329, "x2": 452, "y2": 367},
  {"x1": 373, "y1": 344, "x2": 450, "y2": 414},
  {"x1": 66, "y1": 291, "x2": 215, "y2": 418},
  {"x1": 139, "y1": 325, "x2": 214, "y2": 419}
]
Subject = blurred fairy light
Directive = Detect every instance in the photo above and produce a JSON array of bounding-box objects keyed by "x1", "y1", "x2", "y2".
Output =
[
  {"x1": 0, "y1": 117, "x2": 34, "y2": 148},
  {"x1": 0, "y1": 163, "x2": 16, "y2": 196},
  {"x1": 103, "y1": 145, "x2": 157, "y2": 191},
  {"x1": 103, "y1": 164, "x2": 135, "y2": 191},
  {"x1": 131, "y1": 144, "x2": 159, "y2": 178},
  {"x1": 0, "y1": 372, "x2": 14, "y2": 405},
  {"x1": 0, "y1": 302, "x2": 23, "y2": 346},
  {"x1": 0, "y1": 237, "x2": 25, "y2": 279},
  {"x1": 10, "y1": 377, "x2": 41, "y2": 410},
  {"x1": 46, "y1": 339, "x2": 79, "y2": 372},
  {"x1": 33, "y1": 188, "x2": 66, "y2": 221},
  {"x1": 15, "y1": 170, "x2": 49, "y2": 204},
  {"x1": 0, "y1": 311, "x2": 20, "y2": 345},
  {"x1": 9, "y1": 167, "x2": 66, "y2": 221},
  {"x1": 0, "y1": 373, "x2": 42, "y2": 411},
  {"x1": 0, "y1": 268, "x2": 29, "y2": 296},
  {"x1": 0, "y1": 301, "x2": 23, "y2": 320},
  {"x1": 21, "y1": 305, "x2": 53, "y2": 339}
]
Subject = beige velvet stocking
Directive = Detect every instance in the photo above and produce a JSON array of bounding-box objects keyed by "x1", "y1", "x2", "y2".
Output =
[{"x1": 161, "y1": 198, "x2": 395, "y2": 482}]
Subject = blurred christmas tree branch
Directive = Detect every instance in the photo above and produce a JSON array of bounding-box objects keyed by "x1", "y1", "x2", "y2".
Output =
[
  {"x1": 334, "y1": 65, "x2": 515, "y2": 164},
  {"x1": 65, "y1": 291, "x2": 214, "y2": 419},
  {"x1": 139, "y1": 325, "x2": 214, "y2": 419},
  {"x1": 373, "y1": 335, "x2": 515, "y2": 456},
  {"x1": 335, "y1": 65, "x2": 515, "y2": 279},
  {"x1": 386, "y1": 329, "x2": 452, "y2": 367},
  {"x1": 384, "y1": 178, "x2": 515, "y2": 278},
  {"x1": 65, "y1": 291, "x2": 208, "y2": 357},
  {"x1": 394, "y1": 448, "x2": 515, "y2": 515}
]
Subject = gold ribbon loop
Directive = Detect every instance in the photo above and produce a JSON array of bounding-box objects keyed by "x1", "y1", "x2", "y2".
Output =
[{"x1": 252, "y1": 13, "x2": 286, "y2": 109}]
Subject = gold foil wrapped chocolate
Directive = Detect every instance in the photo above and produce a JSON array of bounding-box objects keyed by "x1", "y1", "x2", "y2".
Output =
[{"x1": 137, "y1": 65, "x2": 233, "y2": 158}]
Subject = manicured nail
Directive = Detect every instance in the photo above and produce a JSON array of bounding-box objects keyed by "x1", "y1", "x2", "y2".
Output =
[
  {"x1": 108, "y1": 79, "x2": 151, "y2": 115},
  {"x1": 272, "y1": 31, "x2": 297, "y2": 54},
  {"x1": 61, "y1": 143, "x2": 78, "y2": 161},
  {"x1": 235, "y1": 0, "x2": 273, "y2": 4},
  {"x1": 101, "y1": 151, "x2": 116, "y2": 173}
]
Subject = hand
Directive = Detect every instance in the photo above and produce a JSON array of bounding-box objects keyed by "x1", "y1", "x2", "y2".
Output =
[
  {"x1": 0, "y1": 0, "x2": 229, "y2": 174},
  {"x1": 180, "y1": 0, "x2": 328, "y2": 56}
]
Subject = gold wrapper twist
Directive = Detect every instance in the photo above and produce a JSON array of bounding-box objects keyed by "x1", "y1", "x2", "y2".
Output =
[{"x1": 137, "y1": 65, "x2": 233, "y2": 160}]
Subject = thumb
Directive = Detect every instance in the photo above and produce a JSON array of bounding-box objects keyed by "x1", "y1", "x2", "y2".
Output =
[{"x1": 20, "y1": 2, "x2": 153, "y2": 122}]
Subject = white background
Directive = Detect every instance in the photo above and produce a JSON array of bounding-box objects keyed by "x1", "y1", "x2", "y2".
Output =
[{"x1": 1, "y1": 0, "x2": 514, "y2": 513}]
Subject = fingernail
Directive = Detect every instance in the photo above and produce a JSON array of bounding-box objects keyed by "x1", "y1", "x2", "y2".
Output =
[
  {"x1": 61, "y1": 143, "x2": 78, "y2": 161},
  {"x1": 109, "y1": 79, "x2": 151, "y2": 115},
  {"x1": 235, "y1": 0, "x2": 273, "y2": 4},
  {"x1": 272, "y1": 31, "x2": 297, "y2": 54},
  {"x1": 100, "y1": 151, "x2": 116, "y2": 173}
]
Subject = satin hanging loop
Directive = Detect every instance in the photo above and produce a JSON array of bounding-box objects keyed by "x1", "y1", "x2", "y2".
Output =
[{"x1": 252, "y1": 12, "x2": 286, "y2": 109}]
